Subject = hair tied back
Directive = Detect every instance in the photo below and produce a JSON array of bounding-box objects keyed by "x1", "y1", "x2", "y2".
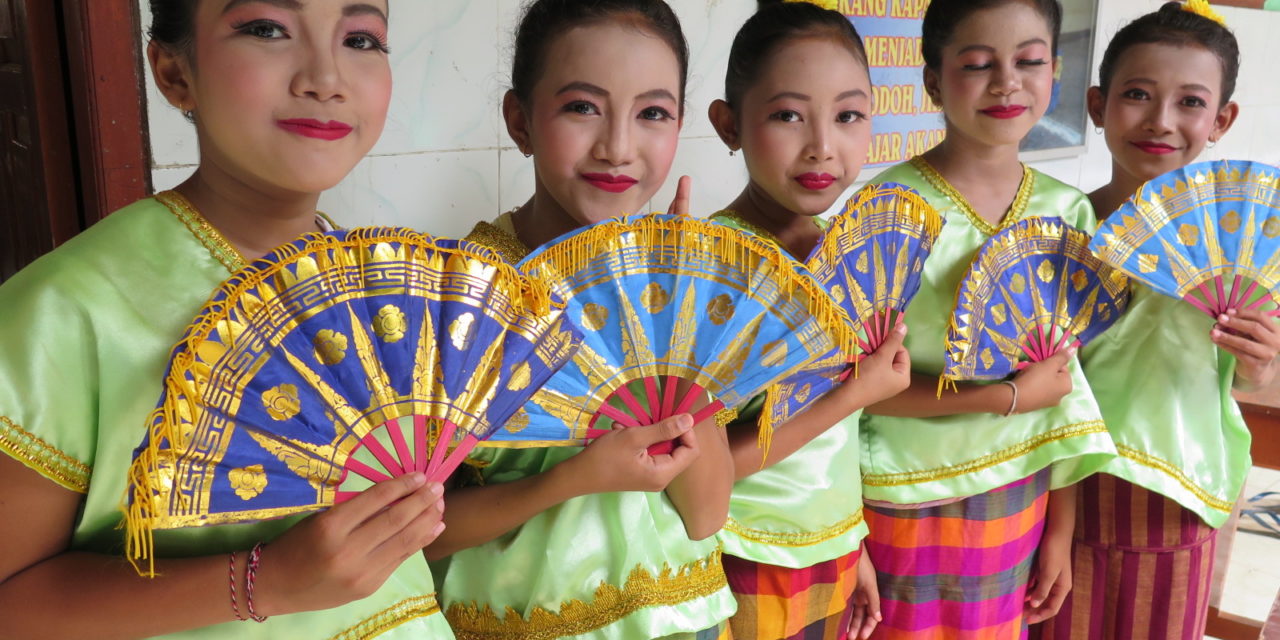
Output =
[
  {"x1": 783, "y1": 0, "x2": 842, "y2": 10},
  {"x1": 1183, "y1": 0, "x2": 1227, "y2": 27}
]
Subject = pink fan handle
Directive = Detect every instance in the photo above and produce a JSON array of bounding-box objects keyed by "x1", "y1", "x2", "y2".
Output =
[
  {"x1": 660, "y1": 375, "x2": 681, "y2": 420},
  {"x1": 612, "y1": 386, "x2": 652, "y2": 425},
  {"x1": 689, "y1": 399, "x2": 726, "y2": 426},
  {"x1": 413, "y1": 415, "x2": 430, "y2": 473},
  {"x1": 595, "y1": 401, "x2": 642, "y2": 428},
  {"x1": 360, "y1": 429, "x2": 405, "y2": 477},
  {"x1": 425, "y1": 421, "x2": 457, "y2": 478},
  {"x1": 1181, "y1": 291, "x2": 1218, "y2": 318},
  {"x1": 429, "y1": 433, "x2": 481, "y2": 483}
]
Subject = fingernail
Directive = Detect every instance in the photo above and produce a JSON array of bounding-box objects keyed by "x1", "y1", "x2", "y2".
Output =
[
  {"x1": 1220, "y1": 314, "x2": 1230, "y2": 323},
  {"x1": 429, "y1": 483, "x2": 444, "y2": 496},
  {"x1": 409, "y1": 472, "x2": 427, "y2": 486},
  {"x1": 433, "y1": 521, "x2": 446, "y2": 536},
  {"x1": 676, "y1": 414, "x2": 693, "y2": 430},
  {"x1": 1067, "y1": 346, "x2": 1078, "y2": 356}
]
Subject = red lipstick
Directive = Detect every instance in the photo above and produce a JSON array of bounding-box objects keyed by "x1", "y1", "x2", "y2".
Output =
[
  {"x1": 1131, "y1": 141, "x2": 1177, "y2": 155},
  {"x1": 980, "y1": 105, "x2": 1027, "y2": 119},
  {"x1": 795, "y1": 172, "x2": 836, "y2": 191},
  {"x1": 277, "y1": 119, "x2": 353, "y2": 141},
  {"x1": 581, "y1": 173, "x2": 638, "y2": 193}
]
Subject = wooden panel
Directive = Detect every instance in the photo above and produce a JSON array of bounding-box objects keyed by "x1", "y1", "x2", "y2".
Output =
[
  {"x1": 0, "y1": 0, "x2": 79, "y2": 281},
  {"x1": 60, "y1": 0, "x2": 151, "y2": 222}
]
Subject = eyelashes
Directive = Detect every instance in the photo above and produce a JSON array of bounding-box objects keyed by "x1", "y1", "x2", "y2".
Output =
[{"x1": 230, "y1": 19, "x2": 390, "y2": 53}]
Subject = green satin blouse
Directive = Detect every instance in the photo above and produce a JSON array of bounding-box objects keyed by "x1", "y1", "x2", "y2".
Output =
[
  {"x1": 859, "y1": 159, "x2": 1116, "y2": 504},
  {"x1": 1080, "y1": 282, "x2": 1250, "y2": 528},
  {"x1": 0, "y1": 195, "x2": 450, "y2": 639},
  {"x1": 708, "y1": 213, "x2": 867, "y2": 569}
]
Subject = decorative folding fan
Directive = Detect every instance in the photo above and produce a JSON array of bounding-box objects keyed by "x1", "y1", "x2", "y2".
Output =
[
  {"x1": 764, "y1": 182, "x2": 944, "y2": 428},
  {"x1": 479, "y1": 214, "x2": 858, "y2": 452},
  {"x1": 1090, "y1": 160, "x2": 1280, "y2": 318},
  {"x1": 941, "y1": 216, "x2": 1130, "y2": 384},
  {"x1": 125, "y1": 228, "x2": 579, "y2": 572}
]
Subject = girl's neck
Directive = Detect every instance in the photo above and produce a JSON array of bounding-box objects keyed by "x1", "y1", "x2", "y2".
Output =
[
  {"x1": 510, "y1": 182, "x2": 585, "y2": 251},
  {"x1": 176, "y1": 162, "x2": 322, "y2": 262},
  {"x1": 1089, "y1": 161, "x2": 1146, "y2": 222},
  {"x1": 921, "y1": 130, "x2": 1026, "y2": 226},
  {"x1": 724, "y1": 182, "x2": 823, "y2": 259}
]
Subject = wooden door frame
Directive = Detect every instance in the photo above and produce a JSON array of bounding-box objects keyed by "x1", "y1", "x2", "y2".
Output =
[{"x1": 60, "y1": 0, "x2": 152, "y2": 224}]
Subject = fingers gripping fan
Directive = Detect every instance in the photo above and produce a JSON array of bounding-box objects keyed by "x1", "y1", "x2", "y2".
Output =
[
  {"x1": 125, "y1": 229, "x2": 579, "y2": 572},
  {"x1": 482, "y1": 214, "x2": 857, "y2": 450},
  {"x1": 765, "y1": 182, "x2": 944, "y2": 430},
  {"x1": 942, "y1": 217, "x2": 1130, "y2": 385},
  {"x1": 1089, "y1": 160, "x2": 1280, "y2": 317}
]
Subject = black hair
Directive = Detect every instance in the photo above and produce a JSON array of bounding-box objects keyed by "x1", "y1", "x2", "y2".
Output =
[
  {"x1": 1097, "y1": 1, "x2": 1240, "y2": 104},
  {"x1": 921, "y1": 0, "x2": 1063, "y2": 70},
  {"x1": 511, "y1": 0, "x2": 690, "y2": 112},
  {"x1": 148, "y1": 0, "x2": 198, "y2": 54},
  {"x1": 723, "y1": 0, "x2": 869, "y2": 110}
]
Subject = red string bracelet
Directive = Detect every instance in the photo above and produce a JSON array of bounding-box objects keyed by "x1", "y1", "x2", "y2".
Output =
[
  {"x1": 245, "y1": 542, "x2": 268, "y2": 623},
  {"x1": 228, "y1": 551, "x2": 246, "y2": 621}
]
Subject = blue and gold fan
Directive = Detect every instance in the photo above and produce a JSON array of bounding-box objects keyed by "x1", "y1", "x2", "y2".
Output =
[
  {"x1": 942, "y1": 217, "x2": 1129, "y2": 385},
  {"x1": 480, "y1": 214, "x2": 858, "y2": 450},
  {"x1": 1090, "y1": 160, "x2": 1280, "y2": 318},
  {"x1": 764, "y1": 182, "x2": 944, "y2": 429},
  {"x1": 125, "y1": 229, "x2": 579, "y2": 573}
]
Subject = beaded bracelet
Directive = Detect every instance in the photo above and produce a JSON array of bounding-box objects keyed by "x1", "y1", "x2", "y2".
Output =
[
  {"x1": 245, "y1": 542, "x2": 268, "y2": 623},
  {"x1": 228, "y1": 551, "x2": 246, "y2": 621}
]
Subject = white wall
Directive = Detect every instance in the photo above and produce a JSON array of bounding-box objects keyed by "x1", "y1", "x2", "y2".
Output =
[{"x1": 138, "y1": 1, "x2": 1280, "y2": 235}]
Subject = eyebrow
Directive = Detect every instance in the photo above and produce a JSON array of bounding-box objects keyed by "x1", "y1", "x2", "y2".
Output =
[
  {"x1": 767, "y1": 89, "x2": 867, "y2": 102},
  {"x1": 222, "y1": 0, "x2": 302, "y2": 13},
  {"x1": 557, "y1": 82, "x2": 677, "y2": 103},
  {"x1": 1123, "y1": 77, "x2": 1213, "y2": 93},
  {"x1": 956, "y1": 38, "x2": 1050, "y2": 55},
  {"x1": 222, "y1": 0, "x2": 387, "y2": 22}
]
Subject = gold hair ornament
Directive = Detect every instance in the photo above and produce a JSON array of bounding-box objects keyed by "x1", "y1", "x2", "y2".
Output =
[{"x1": 1183, "y1": 0, "x2": 1227, "y2": 27}]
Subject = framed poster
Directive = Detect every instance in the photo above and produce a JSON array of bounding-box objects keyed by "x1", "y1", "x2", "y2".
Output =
[{"x1": 839, "y1": 0, "x2": 1100, "y2": 169}]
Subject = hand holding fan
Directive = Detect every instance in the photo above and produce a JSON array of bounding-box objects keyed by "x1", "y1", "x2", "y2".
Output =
[
  {"x1": 941, "y1": 216, "x2": 1130, "y2": 386},
  {"x1": 125, "y1": 229, "x2": 579, "y2": 572},
  {"x1": 481, "y1": 214, "x2": 858, "y2": 452},
  {"x1": 763, "y1": 182, "x2": 944, "y2": 429},
  {"x1": 1089, "y1": 160, "x2": 1280, "y2": 318}
]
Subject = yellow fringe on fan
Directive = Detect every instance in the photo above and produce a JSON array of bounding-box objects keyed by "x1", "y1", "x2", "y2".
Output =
[{"x1": 123, "y1": 227, "x2": 556, "y2": 576}]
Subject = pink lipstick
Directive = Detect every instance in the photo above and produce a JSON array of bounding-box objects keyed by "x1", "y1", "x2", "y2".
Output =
[
  {"x1": 1131, "y1": 141, "x2": 1177, "y2": 155},
  {"x1": 980, "y1": 105, "x2": 1027, "y2": 119},
  {"x1": 795, "y1": 172, "x2": 836, "y2": 191},
  {"x1": 277, "y1": 119, "x2": 353, "y2": 141},
  {"x1": 581, "y1": 172, "x2": 638, "y2": 193}
]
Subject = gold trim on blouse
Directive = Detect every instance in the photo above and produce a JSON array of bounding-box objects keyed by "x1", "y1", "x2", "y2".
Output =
[
  {"x1": 444, "y1": 550, "x2": 727, "y2": 640},
  {"x1": 909, "y1": 156, "x2": 1035, "y2": 237},
  {"x1": 0, "y1": 415, "x2": 91, "y2": 493},
  {"x1": 328, "y1": 595, "x2": 442, "y2": 640},
  {"x1": 722, "y1": 508, "x2": 864, "y2": 547},
  {"x1": 1116, "y1": 444, "x2": 1235, "y2": 514},
  {"x1": 861, "y1": 421, "x2": 1107, "y2": 487},
  {"x1": 155, "y1": 190, "x2": 248, "y2": 273}
]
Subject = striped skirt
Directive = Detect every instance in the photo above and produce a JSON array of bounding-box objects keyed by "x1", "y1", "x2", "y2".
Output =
[
  {"x1": 1030, "y1": 473, "x2": 1217, "y2": 640},
  {"x1": 722, "y1": 548, "x2": 861, "y2": 640},
  {"x1": 864, "y1": 470, "x2": 1051, "y2": 639}
]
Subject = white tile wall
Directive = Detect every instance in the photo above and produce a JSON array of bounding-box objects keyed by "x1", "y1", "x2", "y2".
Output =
[{"x1": 136, "y1": 1, "x2": 1280, "y2": 232}]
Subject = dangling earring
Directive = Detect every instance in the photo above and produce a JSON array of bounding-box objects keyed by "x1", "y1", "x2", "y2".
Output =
[
  {"x1": 522, "y1": 150, "x2": 532, "y2": 158},
  {"x1": 1207, "y1": 140, "x2": 1217, "y2": 149},
  {"x1": 1094, "y1": 126, "x2": 1103, "y2": 135},
  {"x1": 729, "y1": 149, "x2": 736, "y2": 157}
]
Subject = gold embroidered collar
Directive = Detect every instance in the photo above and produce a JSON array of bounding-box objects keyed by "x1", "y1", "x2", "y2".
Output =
[
  {"x1": 909, "y1": 156, "x2": 1035, "y2": 236},
  {"x1": 466, "y1": 210, "x2": 531, "y2": 263},
  {"x1": 156, "y1": 190, "x2": 248, "y2": 273}
]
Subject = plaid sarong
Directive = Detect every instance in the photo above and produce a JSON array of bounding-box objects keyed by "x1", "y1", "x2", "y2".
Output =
[
  {"x1": 1030, "y1": 473, "x2": 1217, "y2": 640},
  {"x1": 723, "y1": 548, "x2": 862, "y2": 640},
  {"x1": 864, "y1": 470, "x2": 1051, "y2": 639}
]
